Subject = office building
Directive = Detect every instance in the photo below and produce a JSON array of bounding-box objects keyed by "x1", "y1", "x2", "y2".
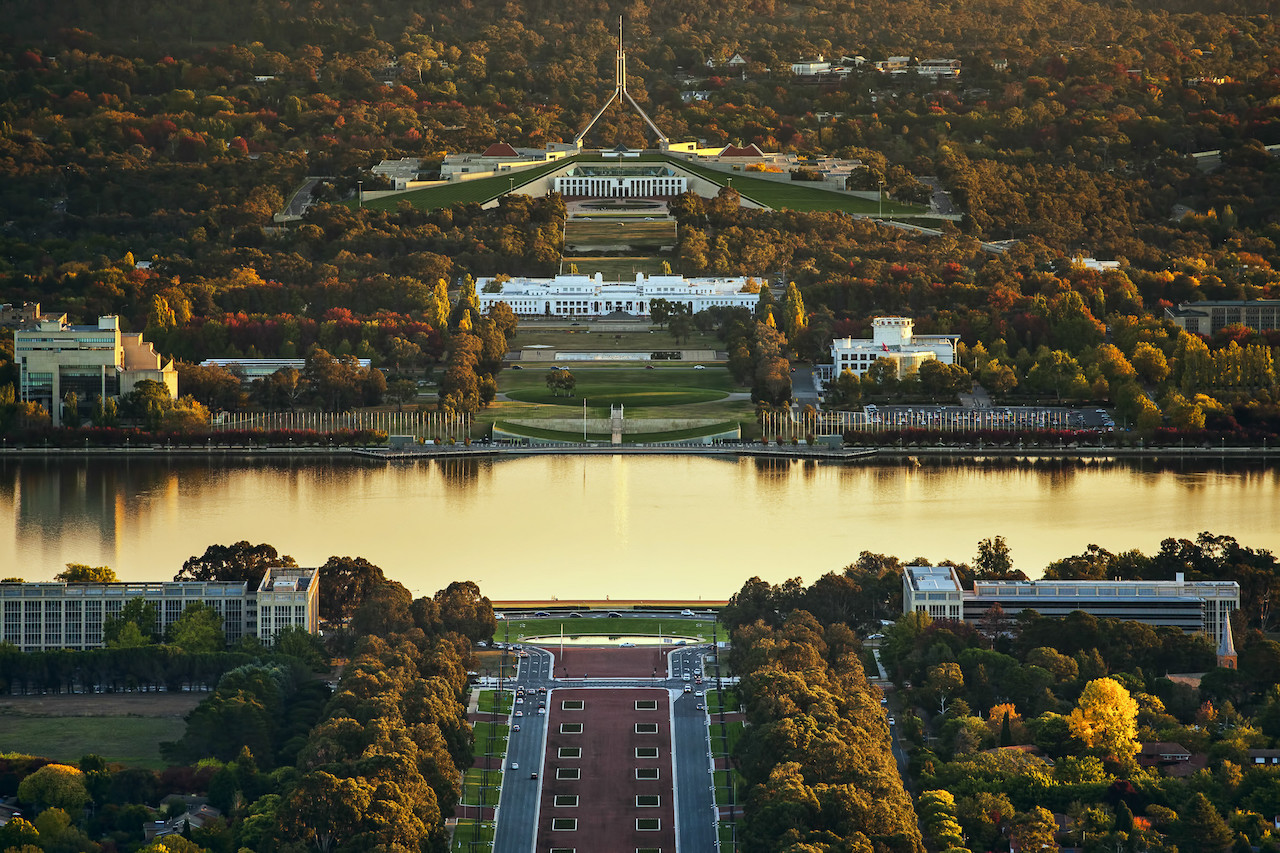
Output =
[
  {"x1": 0, "y1": 567, "x2": 319, "y2": 652},
  {"x1": 15, "y1": 313, "x2": 177, "y2": 426},
  {"x1": 903, "y1": 566, "x2": 1239, "y2": 641},
  {"x1": 477, "y1": 273, "x2": 762, "y2": 317},
  {"x1": 1165, "y1": 300, "x2": 1280, "y2": 335}
]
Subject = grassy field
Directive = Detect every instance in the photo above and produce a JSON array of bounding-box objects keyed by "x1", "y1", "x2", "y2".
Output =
[
  {"x1": 471, "y1": 720, "x2": 509, "y2": 755},
  {"x1": 560, "y1": 256, "x2": 669, "y2": 277},
  {"x1": 461, "y1": 767, "x2": 502, "y2": 806},
  {"x1": 494, "y1": 419, "x2": 738, "y2": 443},
  {"x1": 476, "y1": 690, "x2": 513, "y2": 715},
  {"x1": 474, "y1": 650, "x2": 517, "y2": 680},
  {"x1": 711, "y1": 720, "x2": 747, "y2": 757},
  {"x1": 662, "y1": 154, "x2": 925, "y2": 215},
  {"x1": 509, "y1": 327, "x2": 722, "y2": 351},
  {"x1": 502, "y1": 366, "x2": 732, "y2": 406},
  {"x1": 565, "y1": 219, "x2": 677, "y2": 248},
  {"x1": 706, "y1": 688, "x2": 740, "y2": 714},
  {"x1": 493, "y1": 615, "x2": 717, "y2": 644},
  {"x1": 0, "y1": 715, "x2": 186, "y2": 769},
  {"x1": 357, "y1": 158, "x2": 572, "y2": 212},
  {"x1": 451, "y1": 819, "x2": 495, "y2": 852}
]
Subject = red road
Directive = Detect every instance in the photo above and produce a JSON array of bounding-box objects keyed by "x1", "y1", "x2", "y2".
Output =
[{"x1": 535, "y1": 688, "x2": 676, "y2": 853}]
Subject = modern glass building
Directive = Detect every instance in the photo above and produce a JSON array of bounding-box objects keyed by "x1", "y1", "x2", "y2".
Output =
[{"x1": 0, "y1": 568, "x2": 319, "y2": 652}]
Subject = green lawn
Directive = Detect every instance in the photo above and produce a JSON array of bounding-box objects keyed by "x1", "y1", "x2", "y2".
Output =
[
  {"x1": 451, "y1": 819, "x2": 495, "y2": 852},
  {"x1": 719, "y1": 823, "x2": 740, "y2": 850},
  {"x1": 707, "y1": 688, "x2": 740, "y2": 714},
  {"x1": 357, "y1": 158, "x2": 574, "y2": 212},
  {"x1": 476, "y1": 690, "x2": 513, "y2": 715},
  {"x1": 0, "y1": 715, "x2": 185, "y2": 769},
  {"x1": 471, "y1": 721, "x2": 509, "y2": 755},
  {"x1": 714, "y1": 768, "x2": 746, "y2": 805},
  {"x1": 661, "y1": 154, "x2": 925, "y2": 215},
  {"x1": 565, "y1": 219, "x2": 677, "y2": 248},
  {"x1": 712, "y1": 720, "x2": 747, "y2": 756},
  {"x1": 509, "y1": 327, "x2": 723, "y2": 352},
  {"x1": 461, "y1": 767, "x2": 502, "y2": 806},
  {"x1": 494, "y1": 419, "x2": 737, "y2": 443},
  {"x1": 501, "y1": 367, "x2": 734, "y2": 410},
  {"x1": 494, "y1": 616, "x2": 717, "y2": 644}
]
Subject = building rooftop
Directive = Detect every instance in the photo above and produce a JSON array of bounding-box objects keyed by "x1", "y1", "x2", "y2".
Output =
[{"x1": 905, "y1": 565, "x2": 961, "y2": 592}]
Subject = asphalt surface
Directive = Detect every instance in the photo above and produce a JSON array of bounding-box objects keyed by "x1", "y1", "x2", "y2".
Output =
[{"x1": 489, "y1": 642, "x2": 719, "y2": 853}]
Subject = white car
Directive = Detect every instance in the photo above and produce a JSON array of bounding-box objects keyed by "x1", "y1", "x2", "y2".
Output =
[
  {"x1": 693, "y1": 365, "x2": 706, "y2": 370},
  {"x1": 511, "y1": 762, "x2": 519, "y2": 770},
  {"x1": 680, "y1": 609, "x2": 694, "y2": 616}
]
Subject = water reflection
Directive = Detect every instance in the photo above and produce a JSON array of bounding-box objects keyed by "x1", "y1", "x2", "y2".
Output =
[{"x1": 0, "y1": 455, "x2": 1277, "y2": 600}]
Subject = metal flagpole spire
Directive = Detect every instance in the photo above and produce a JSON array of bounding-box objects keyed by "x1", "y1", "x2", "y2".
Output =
[{"x1": 573, "y1": 16, "x2": 669, "y2": 147}]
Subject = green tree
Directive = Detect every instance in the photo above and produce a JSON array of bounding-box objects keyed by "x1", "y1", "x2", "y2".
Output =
[
  {"x1": 176, "y1": 542, "x2": 296, "y2": 588},
  {"x1": 55, "y1": 563, "x2": 117, "y2": 583},
  {"x1": 1012, "y1": 806, "x2": 1059, "y2": 853},
  {"x1": 1178, "y1": 793, "x2": 1233, "y2": 852},
  {"x1": 166, "y1": 602, "x2": 225, "y2": 653},
  {"x1": 1132, "y1": 343, "x2": 1170, "y2": 385},
  {"x1": 650, "y1": 298, "x2": 672, "y2": 328},
  {"x1": 284, "y1": 771, "x2": 374, "y2": 853},
  {"x1": 780, "y1": 281, "x2": 806, "y2": 340},
  {"x1": 17, "y1": 765, "x2": 89, "y2": 812},
  {"x1": 974, "y1": 536, "x2": 1021, "y2": 580},
  {"x1": 103, "y1": 597, "x2": 160, "y2": 646}
]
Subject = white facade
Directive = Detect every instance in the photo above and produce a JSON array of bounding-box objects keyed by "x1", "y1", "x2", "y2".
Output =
[
  {"x1": 477, "y1": 273, "x2": 763, "y2": 317},
  {"x1": 554, "y1": 173, "x2": 687, "y2": 198},
  {"x1": 15, "y1": 314, "x2": 178, "y2": 426},
  {"x1": 0, "y1": 567, "x2": 319, "y2": 652},
  {"x1": 903, "y1": 566, "x2": 1239, "y2": 640},
  {"x1": 830, "y1": 317, "x2": 957, "y2": 379}
]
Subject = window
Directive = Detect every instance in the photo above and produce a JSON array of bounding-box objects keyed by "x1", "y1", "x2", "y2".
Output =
[
  {"x1": 559, "y1": 723, "x2": 583, "y2": 734},
  {"x1": 636, "y1": 795, "x2": 661, "y2": 807},
  {"x1": 552, "y1": 818, "x2": 577, "y2": 831},
  {"x1": 635, "y1": 768, "x2": 660, "y2": 780},
  {"x1": 561, "y1": 699, "x2": 585, "y2": 711},
  {"x1": 634, "y1": 723, "x2": 659, "y2": 734},
  {"x1": 558, "y1": 747, "x2": 582, "y2": 758},
  {"x1": 636, "y1": 818, "x2": 661, "y2": 831},
  {"x1": 634, "y1": 699, "x2": 658, "y2": 711},
  {"x1": 635, "y1": 747, "x2": 659, "y2": 758},
  {"x1": 554, "y1": 795, "x2": 579, "y2": 807},
  {"x1": 556, "y1": 768, "x2": 581, "y2": 780}
]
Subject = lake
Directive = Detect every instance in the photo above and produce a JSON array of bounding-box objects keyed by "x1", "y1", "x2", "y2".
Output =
[{"x1": 2, "y1": 454, "x2": 1278, "y2": 600}]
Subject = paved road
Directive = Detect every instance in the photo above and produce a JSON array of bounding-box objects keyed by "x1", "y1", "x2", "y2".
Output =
[
  {"x1": 670, "y1": 645, "x2": 718, "y2": 853},
  {"x1": 490, "y1": 643, "x2": 719, "y2": 853},
  {"x1": 492, "y1": 647, "x2": 554, "y2": 853}
]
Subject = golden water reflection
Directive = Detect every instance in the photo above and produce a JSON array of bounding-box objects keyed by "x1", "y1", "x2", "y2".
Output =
[{"x1": 1, "y1": 456, "x2": 1277, "y2": 600}]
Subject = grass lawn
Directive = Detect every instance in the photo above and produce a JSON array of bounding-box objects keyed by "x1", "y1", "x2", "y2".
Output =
[
  {"x1": 501, "y1": 366, "x2": 733, "y2": 410},
  {"x1": 719, "y1": 824, "x2": 739, "y2": 849},
  {"x1": 509, "y1": 327, "x2": 723, "y2": 352},
  {"x1": 471, "y1": 721, "x2": 509, "y2": 755},
  {"x1": 560, "y1": 256, "x2": 669, "y2": 278},
  {"x1": 565, "y1": 219, "x2": 677, "y2": 248},
  {"x1": 461, "y1": 768, "x2": 502, "y2": 806},
  {"x1": 0, "y1": 715, "x2": 185, "y2": 769},
  {"x1": 357, "y1": 158, "x2": 573, "y2": 212},
  {"x1": 476, "y1": 690, "x2": 513, "y2": 715},
  {"x1": 714, "y1": 768, "x2": 746, "y2": 804},
  {"x1": 706, "y1": 688, "x2": 740, "y2": 714},
  {"x1": 662, "y1": 154, "x2": 925, "y2": 215},
  {"x1": 494, "y1": 616, "x2": 717, "y2": 644},
  {"x1": 450, "y1": 819, "x2": 495, "y2": 852},
  {"x1": 493, "y1": 419, "x2": 737, "y2": 443},
  {"x1": 474, "y1": 650, "x2": 517, "y2": 680},
  {"x1": 711, "y1": 719, "x2": 747, "y2": 756}
]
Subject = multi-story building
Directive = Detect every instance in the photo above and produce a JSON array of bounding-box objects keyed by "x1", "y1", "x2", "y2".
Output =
[
  {"x1": 830, "y1": 317, "x2": 958, "y2": 379},
  {"x1": 0, "y1": 567, "x2": 319, "y2": 652},
  {"x1": 1165, "y1": 300, "x2": 1280, "y2": 336},
  {"x1": 15, "y1": 313, "x2": 177, "y2": 426},
  {"x1": 903, "y1": 566, "x2": 1239, "y2": 642},
  {"x1": 477, "y1": 273, "x2": 763, "y2": 317},
  {"x1": 553, "y1": 164, "x2": 688, "y2": 198}
]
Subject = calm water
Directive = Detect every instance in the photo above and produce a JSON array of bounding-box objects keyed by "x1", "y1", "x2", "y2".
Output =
[{"x1": 2, "y1": 455, "x2": 1279, "y2": 600}]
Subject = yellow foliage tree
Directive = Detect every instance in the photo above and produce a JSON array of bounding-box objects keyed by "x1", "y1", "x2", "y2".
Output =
[{"x1": 1068, "y1": 677, "x2": 1139, "y2": 759}]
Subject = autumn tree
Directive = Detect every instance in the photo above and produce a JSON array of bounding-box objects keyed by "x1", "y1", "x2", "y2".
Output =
[
  {"x1": 17, "y1": 764, "x2": 89, "y2": 812},
  {"x1": 55, "y1": 563, "x2": 116, "y2": 583},
  {"x1": 1068, "y1": 677, "x2": 1139, "y2": 760}
]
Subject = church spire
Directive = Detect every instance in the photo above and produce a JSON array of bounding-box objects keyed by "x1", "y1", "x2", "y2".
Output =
[{"x1": 1217, "y1": 616, "x2": 1237, "y2": 670}]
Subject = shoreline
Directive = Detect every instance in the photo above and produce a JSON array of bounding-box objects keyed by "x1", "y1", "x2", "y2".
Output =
[{"x1": 0, "y1": 443, "x2": 1275, "y2": 462}]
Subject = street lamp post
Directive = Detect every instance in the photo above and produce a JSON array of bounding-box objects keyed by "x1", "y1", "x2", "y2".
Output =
[
  {"x1": 583, "y1": 397, "x2": 587, "y2": 443},
  {"x1": 508, "y1": 176, "x2": 514, "y2": 195},
  {"x1": 878, "y1": 179, "x2": 885, "y2": 218},
  {"x1": 356, "y1": 180, "x2": 362, "y2": 209}
]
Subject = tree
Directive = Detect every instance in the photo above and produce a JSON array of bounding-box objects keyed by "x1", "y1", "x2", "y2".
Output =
[
  {"x1": 284, "y1": 771, "x2": 373, "y2": 853},
  {"x1": 488, "y1": 301, "x2": 519, "y2": 341},
  {"x1": 1011, "y1": 806, "x2": 1059, "y2": 853},
  {"x1": 317, "y1": 556, "x2": 386, "y2": 624},
  {"x1": 780, "y1": 281, "x2": 806, "y2": 340},
  {"x1": 17, "y1": 764, "x2": 89, "y2": 812},
  {"x1": 650, "y1": 298, "x2": 672, "y2": 328},
  {"x1": 434, "y1": 580, "x2": 496, "y2": 643},
  {"x1": 927, "y1": 662, "x2": 965, "y2": 715},
  {"x1": 176, "y1": 542, "x2": 296, "y2": 589},
  {"x1": 166, "y1": 602, "x2": 225, "y2": 653},
  {"x1": 1178, "y1": 793, "x2": 1233, "y2": 852},
  {"x1": 669, "y1": 313, "x2": 693, "y2": 344},
  {"x1": 974, "y1": 536, "x2": 1022, "y2": 580},
  {"x1": 1068, "y1": 677, "x2": 1139, "y2": 759},
  {"x1": 55, "y1": 563, "x2": 116, "y2": 583},
  {"x1": 386, "y1": 379, "x2": 418, "y2": 412},
  {"x1": 103, "y1": 597, "x2": 160, "y2": 646},
  {"x1": 1132, "y1": 343, "x2": 1170, "y2": 385},
  {"x1": 546, "y1": 368, "x2": 576, "y2": 397},
  {"x1": 273, "y1": 624, "x2": 327, "y2": 669}
]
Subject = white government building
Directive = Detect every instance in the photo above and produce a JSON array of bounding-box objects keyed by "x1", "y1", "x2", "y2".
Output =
[
  {"x1": 0, "y1": 567, "x2": 320, "y2": 652},
  {"x1": 553, "y1": 163, "x2": 688, "y2": 198},
  {"x1": 903, "y1": 565, "x2": 1239, "y2": 641},
  {"x1": 830, "y1": 317, "x2": 958, "y2": 379},
  {"x1": 477, "y1": 273, "x2": 763, "y2": 317}
]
